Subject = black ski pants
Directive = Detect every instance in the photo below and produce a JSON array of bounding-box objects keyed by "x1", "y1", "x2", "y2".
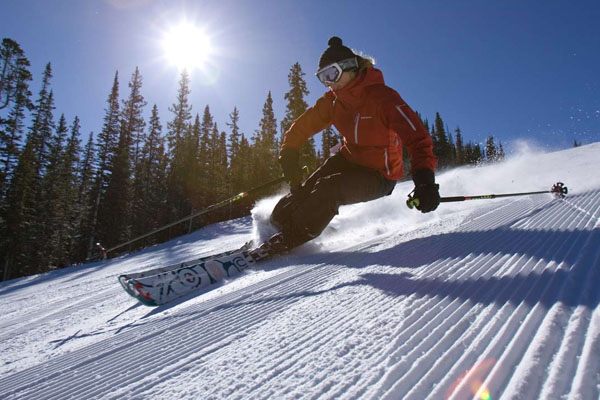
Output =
[{"x1": 270, "y1": 152, "x2": 396, "y2": 248}]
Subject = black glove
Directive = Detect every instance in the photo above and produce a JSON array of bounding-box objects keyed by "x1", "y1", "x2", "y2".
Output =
[
  {"x1": 410, "y1": 169, "x2": 440, "y2": 213},
  {"x1": 279, "y1": 148, "x2": 303, "y2": 191}
]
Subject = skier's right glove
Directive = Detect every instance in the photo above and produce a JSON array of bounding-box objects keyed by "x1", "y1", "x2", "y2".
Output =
[
  {"x1": 279, "y1": 148, "x2": 303, "y2": 192},
  {"x1": 409, "y1": 169, "x2": 440, "y2": 213}
]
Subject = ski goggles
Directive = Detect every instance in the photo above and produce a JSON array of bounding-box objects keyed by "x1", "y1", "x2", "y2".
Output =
[{"x1": 316, "y1": 57, "x2": 358, "y2": 84}]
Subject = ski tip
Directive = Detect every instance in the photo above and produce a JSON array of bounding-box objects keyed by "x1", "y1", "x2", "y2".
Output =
[{"x1": 118, "y1": 276, "x2": 158, "y2": 306}]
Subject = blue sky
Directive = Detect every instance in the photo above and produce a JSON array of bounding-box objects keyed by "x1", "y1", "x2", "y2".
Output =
[{"x1": 3, "y1": 0, "x2": 600, "y2": 153}]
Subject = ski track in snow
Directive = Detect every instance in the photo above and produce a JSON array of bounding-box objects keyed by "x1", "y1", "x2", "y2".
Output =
[{"x1": 1, "y1": 144, "x2": 600, "y2": 399}]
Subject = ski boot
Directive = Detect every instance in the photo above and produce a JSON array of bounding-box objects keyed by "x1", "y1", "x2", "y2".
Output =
[{"x1": 249, "y1": 232, "x2": 290, "y2": 261}]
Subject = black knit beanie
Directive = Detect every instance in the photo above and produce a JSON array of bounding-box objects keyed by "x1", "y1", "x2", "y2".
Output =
[{"x1": 318, "y1": 36, "x2": 356, "y2": 69}]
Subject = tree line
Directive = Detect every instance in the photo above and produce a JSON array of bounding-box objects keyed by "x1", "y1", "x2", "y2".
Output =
[
  {"x1": 1, "y1": 38, "x2": 504, "y2": 280},
  {"x1": 419, "y1": 112, "x2": 505, "y2": 171}
]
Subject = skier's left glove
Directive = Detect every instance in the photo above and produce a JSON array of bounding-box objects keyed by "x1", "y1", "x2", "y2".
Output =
[
  {"x1": 279, "y1": 148, "x2": 303, "y2": 192},
  {"x1": 409, "y1": 169, "x2": 440, "y2": 213}
]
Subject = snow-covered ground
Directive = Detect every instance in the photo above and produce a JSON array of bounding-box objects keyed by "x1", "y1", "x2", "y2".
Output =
[{"x1": 1, "y1": 142, "x2": 599, "y2": 400}]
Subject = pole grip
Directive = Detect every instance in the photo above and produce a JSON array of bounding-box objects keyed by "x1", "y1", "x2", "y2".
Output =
[{"x1": 406, "y1": 195, "x2": 420, "y2": 209}]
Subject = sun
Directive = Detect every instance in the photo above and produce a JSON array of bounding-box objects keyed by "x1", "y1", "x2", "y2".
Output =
[{"x1": 161, "y1": 22, "x2": 213, "y2": 71}]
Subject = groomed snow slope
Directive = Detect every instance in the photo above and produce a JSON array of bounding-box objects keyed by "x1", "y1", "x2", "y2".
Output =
[{"x1": 0, "y1": 143, "x2": 599, "y2": 400}]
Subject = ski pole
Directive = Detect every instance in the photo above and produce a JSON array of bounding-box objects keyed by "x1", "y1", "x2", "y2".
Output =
[
  {"x1": 208, "y1": 166, "x2": 310, "y2": 207},
  {"x1": 104, "y1": 167, "x2": 309, "y2": 256},
  {"x1": 407, "y1": 182, "x2": 568, "y2": 209}
]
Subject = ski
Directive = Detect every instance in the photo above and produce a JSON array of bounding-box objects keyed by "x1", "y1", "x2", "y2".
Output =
[
  {"x1": 118, "y1": 233, "x2": 288, "y2": 306},
  {"x1": 120, "y1": 249, "x2": 257, "y2": 306},
  {"x1": 119, "y1": 241, "x2": 252, "y2": 283},
  {"x1": 118, "y1": 242, "x2": 255, "y2": 305}
]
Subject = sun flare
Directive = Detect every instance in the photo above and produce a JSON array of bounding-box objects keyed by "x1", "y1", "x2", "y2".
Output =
[{"x1": 162, "y1": 22, "x2": 213, "y2": 71}]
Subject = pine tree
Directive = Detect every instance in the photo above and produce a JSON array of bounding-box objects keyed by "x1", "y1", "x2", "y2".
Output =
[
  {"x1": 29, "y1": 64, "x2": 56, "y2": 175},
  {"x1": 227, "y1": 106, "x2": 244, "y2": 194},
  {"x1": 454, "y1": 127, "x2": 464, "y2": 166},
  {"x1": 94, "y1": 72, "x2": 120, "y2": 184},
  {"x1": 473, "y1": 143, "x2": 483, "y2": 164},
  {"x1": 208, "y1": 122, "x2": 228, "y2": 203},
  {"x1": 463, "y1": 141, "x2": 483, "y2": 165},
  {"x1": 447, "y1": 125, "x2": 456, "y2": 166},
  {"x1": 88, "y1": 71, "x2": 120, "y2": 258},
  {"x1": 197, "y1": 105, "x2": 214, "y2": 206},
  {"x1": 485, "y1": 136, "x2": 497, "y2": 163},
  {"x1": 497, "y1": 142, "x2": 505, "y2": 161},
  {"x1": 41, "y1": 114, "x2": 69, "y2": 267},
  {"x1": 60, "y1": 117, "x2": 82, "y2": 265},
  {"x1": 433, "y1": 112, "x2": 452, "y2": 169},
  {"x1": 0, "y1": 38, "x2": 33, "y2": 111},
  {"x1": 183, "y1": 115, "x2": 200, "y2": 209},
  {"x1": 253, "y1": 91, "x2": 279, "y2": 186},
  {"x1": 430, "y1": 121, "x2": 437, "y2": 148},
  {"x1": 3, "y1": 62, "x2": 56, "y2": 275},
  {"x1": 261, "y1": 92, "x2": 279, "y2": 158},
  {"x1": 121, "y1": 67, "x2": 146, "y2": 167},
  {"x1": 145, "y1": 104, "x2": 167, "y2": 217},
  {"x1": 132, "y1": 104, "x2": 166, "y2": 240},
  {"x1": 42, "y1": 115, "x2": 81, "y2": 267},
  {"x1": 219, "y1": 130, "x2": 228, "y2": 180},
  {"x1": 101, "y1": 124, "x2": 133, "y2": 247},
  {"x1": 281, "y1": 62, "x2": 317, "y2": 170},
  {"x1": 3, "y1": 139, "x2": 38, "y2": 277},
  {"x1": 101, "y1": 68, "x2": 149, "y2": 245},
  {"x1": 73, "y1": 132, "x2": 95, "y2": 260},
  {"x1": 166, "y1": 71, "x2": 193, "y2": 224},
  {"x1": 419, "y1": 113, "x2": 430, "y2": 135},
  {"x1": 121, "y1": 68, "x2": 148, "y2": 238},
  {"x1": 238, "y1": 134, "x2": 253, "y2": 193},
  {"x1": 227, "y1": 107, "x2": 241, "y2": 160},
  {"x1": 0, "y1": 38, "x2": 33, "y2": 194},
  {"x1": 199, "y1": 106, "x2": 212, "y2": 159},
  {"x1": 320, "y1": 127, "x2": 338, "y2": 162},
  {"x1": 45, "y1": 114, "x2": 68, "y2": 182},
  {"x1": 167, "y1": 71, "x2": 192, "y2": 152}
]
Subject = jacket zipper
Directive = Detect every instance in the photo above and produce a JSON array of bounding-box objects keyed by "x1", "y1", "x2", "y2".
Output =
[
  {"x1": 354, "y1": 114, "x2": 373, "y2": 143},
  {"x1": 353, "y1": 112, "x2": 391, "y2": 175}
]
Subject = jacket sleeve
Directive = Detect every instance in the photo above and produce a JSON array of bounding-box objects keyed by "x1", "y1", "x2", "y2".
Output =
[
  {"x1": 380, "y1": 92, "x2": 438, "y2": 174},
  {"x1": 281, "y1": 92, "x2": 334, "y2": 151}
]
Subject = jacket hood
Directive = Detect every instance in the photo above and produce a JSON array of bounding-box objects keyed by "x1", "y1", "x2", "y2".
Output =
[{"x1": 332, "y1": 67, "x2": 385, "y2": 108}]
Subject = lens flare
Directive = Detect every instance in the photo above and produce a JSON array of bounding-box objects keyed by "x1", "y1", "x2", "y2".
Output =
[
  {"x1": 471, "y1": 380, "x2": 492, "y2": 399},
  {"x1": 444, "y1": 359, "x2": 496, "y2": 400}
]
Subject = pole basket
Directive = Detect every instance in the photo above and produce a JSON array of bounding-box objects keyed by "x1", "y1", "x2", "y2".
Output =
[{"x1": 551, "y1": 182, "x2": 568, "y2": 199}]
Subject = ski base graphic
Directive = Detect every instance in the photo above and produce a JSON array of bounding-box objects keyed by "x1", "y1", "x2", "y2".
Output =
[{"x1": 119, "y1": 245, "x2": 255, "y2": 306}]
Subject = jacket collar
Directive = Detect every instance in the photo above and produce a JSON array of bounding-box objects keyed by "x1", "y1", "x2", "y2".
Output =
[{"x1": 332, "y1": 67, "x2": 385, "y2": 108}]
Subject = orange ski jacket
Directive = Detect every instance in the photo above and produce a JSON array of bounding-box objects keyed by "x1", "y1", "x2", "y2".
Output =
[{"x1": 281, "y1": 67, "x2": 437, "y2": 180}]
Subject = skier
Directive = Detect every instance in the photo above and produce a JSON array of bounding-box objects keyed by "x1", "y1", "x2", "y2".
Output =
[
  {"x1": 254, "y1": 36, "x2": 440, "y2": 258},
  {"x1": 96, "y1": 242, "x2": 107, "y2": 261}
]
